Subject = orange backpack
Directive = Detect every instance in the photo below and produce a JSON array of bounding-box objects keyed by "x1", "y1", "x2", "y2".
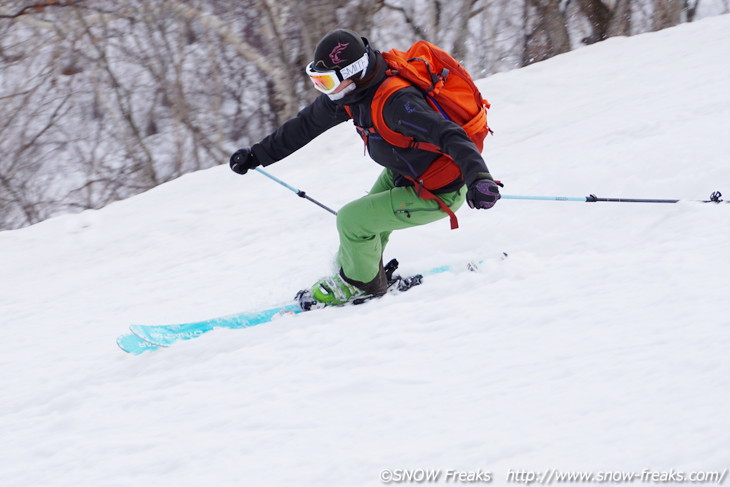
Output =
[{"x1": 351, "y1": 41, "x2": 491, "y2": 229}]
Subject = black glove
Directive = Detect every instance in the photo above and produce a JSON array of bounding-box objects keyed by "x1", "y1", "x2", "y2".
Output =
[
  {"x1": 466, "y1": 173, "x2": 502, "y2": 209},
  {"x1": 229, "y1": 148, "x2": 260, "y2": 175}
]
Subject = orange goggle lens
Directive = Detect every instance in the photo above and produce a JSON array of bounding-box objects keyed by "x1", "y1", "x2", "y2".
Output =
[
  {"x1": 309, "y1": 74, "x2": 337, "y2": 91},
  {"x1": 305, "y1": 62, "x2": 341, "y2": 94}
]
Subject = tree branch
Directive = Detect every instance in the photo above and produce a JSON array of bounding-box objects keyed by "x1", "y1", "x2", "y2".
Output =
[
  {"x1": 0, "y1": 0, "x2": 79, "y2": 19},
  {"x1": 383, "y1": 2, "x2": 430, "y2": 40}
]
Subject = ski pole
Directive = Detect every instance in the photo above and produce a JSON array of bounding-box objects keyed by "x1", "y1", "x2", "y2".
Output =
[
  {"x1": 254, "y1": 167, "x2": 338, "y2": 216},
  {"x1": 501, "y1": 191, "x2": 726, "y2": 204}
]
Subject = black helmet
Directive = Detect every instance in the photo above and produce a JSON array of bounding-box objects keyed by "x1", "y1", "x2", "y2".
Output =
[{"x1": 312, "y1": 29, "x2": 370, "y2": 74}]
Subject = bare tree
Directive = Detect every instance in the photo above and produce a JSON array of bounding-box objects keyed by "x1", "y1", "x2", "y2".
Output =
[
  {"x1": 653, "y1": 0, "x2": 683, "y2": 29},
  {"x1": 574, "y1": 0, "x2": 634, "y2": 44},
  {"x1": 683, "y1": 0, "x2": 701, "y2": 21},
  {"x1": 523, "y1": 0, "x2": 571, "y2": 65},
  {"x1": 1, "y1": 0, "x2": 726, "y2": 230},
  {"x1": 609, "y1": 0, "x2": 633, "y2": 36}
]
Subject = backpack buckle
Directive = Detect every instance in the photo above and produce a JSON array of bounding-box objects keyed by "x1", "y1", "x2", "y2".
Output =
[{"x1": 415, "y1": 179, "x2": 425, "y2": 196}]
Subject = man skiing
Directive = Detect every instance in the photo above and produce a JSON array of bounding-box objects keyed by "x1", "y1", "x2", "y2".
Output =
[{"x1": 229, "y1": 29, "x2": 500, "y2": 307}]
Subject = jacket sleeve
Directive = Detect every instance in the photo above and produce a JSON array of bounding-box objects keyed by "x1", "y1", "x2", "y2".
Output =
[
  {"x1": 251, "y1": 94, "x2": 350, "y2": 166},
  {"x1": 383, "y1": 87, "x2": 491, "y2": 186}
]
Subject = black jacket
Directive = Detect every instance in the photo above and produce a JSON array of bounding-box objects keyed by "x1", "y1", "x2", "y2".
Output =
[{"x1": 251, "y1": 52, "x2": 490, "y2": 193}]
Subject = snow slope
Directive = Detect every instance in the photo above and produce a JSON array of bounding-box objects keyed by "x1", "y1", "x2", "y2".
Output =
[{"x1": 2, "y1": 15, "x2": 730, "y2": 487}]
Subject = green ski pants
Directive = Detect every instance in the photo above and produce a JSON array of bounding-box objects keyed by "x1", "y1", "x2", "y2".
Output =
[{"x1": 336, "y1": 168, "x2": 466, "y2": 284}]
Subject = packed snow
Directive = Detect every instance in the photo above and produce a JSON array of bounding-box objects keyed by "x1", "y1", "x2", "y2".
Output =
[{"x1": 2, "y1": 15, "x2": 729, "y2": 487}]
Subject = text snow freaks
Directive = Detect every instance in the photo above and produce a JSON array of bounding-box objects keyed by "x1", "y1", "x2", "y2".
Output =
[{"x1": 380, "y1": 469, "x2": 493, "y2": 484}]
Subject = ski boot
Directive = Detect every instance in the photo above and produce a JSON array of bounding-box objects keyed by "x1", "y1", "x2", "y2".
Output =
[{"x1": 296, "y1": 259, "x2": 410, "y2": 311}]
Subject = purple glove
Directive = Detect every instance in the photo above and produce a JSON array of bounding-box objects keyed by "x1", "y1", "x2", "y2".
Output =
[{"x1": 467, "y1": 177, "x2": 502, "y2": 209}]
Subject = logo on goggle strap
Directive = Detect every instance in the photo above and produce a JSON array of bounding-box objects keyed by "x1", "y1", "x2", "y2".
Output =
[{"x1": 329, "y1": 42, "x2": 349, "y2": 64}]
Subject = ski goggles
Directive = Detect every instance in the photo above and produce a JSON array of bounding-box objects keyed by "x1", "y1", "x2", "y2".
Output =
[{"x1": 305, "y1": 51, "x2": 369, "y2": 94}]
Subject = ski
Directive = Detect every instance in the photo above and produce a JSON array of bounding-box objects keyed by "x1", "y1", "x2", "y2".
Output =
[
  {"x1": 127, "y1": 274, "x2": 418, "y2": 350},
  {"x1": 127, "y1": 302, "x2": 304, "y2": 350},
  {"x1": 118, "y1": 252, "x2": 507, "y2": 354},
  {"x1": 117, "y1": 333, "x2": 161, "y2": 355}
]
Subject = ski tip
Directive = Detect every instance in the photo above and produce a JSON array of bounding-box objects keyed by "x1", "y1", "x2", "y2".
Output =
[{"x1": 116, "y1": 334, "x2": 160, "y2": 355}]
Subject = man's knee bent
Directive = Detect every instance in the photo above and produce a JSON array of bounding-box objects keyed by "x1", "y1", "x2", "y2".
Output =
[{"x1": 336, "y1": 200, "x2": 373, "y2": 237}]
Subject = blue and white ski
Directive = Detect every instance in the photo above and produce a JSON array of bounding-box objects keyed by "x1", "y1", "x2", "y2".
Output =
[
  {"x1": 127, "y1": 302, "x2": 303, "y2": 350},
  {"x1": 117, "y1": 253, "x2": 507, "y2": 354},
  {"x1": 117, "y1": 333, "x2": 161, "y2": 354}
]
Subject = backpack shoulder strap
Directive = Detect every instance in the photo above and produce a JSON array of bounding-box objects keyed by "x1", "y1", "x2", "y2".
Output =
[
  {"x1": 369, "y1": 75, "x2": 410, "y2": 147},
  {"x1": 370, "y1": 75, "x2": 443, "y2": 154}
]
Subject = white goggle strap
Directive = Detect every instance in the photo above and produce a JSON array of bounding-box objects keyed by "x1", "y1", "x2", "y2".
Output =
[{"x1": 339, "y1": 51, "x2": 369, "y2": 80}]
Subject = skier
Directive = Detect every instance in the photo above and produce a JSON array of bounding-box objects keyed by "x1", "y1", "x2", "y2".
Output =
[{"x1": 229, "y1": 29, "x2": 500, "y2": 307}]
